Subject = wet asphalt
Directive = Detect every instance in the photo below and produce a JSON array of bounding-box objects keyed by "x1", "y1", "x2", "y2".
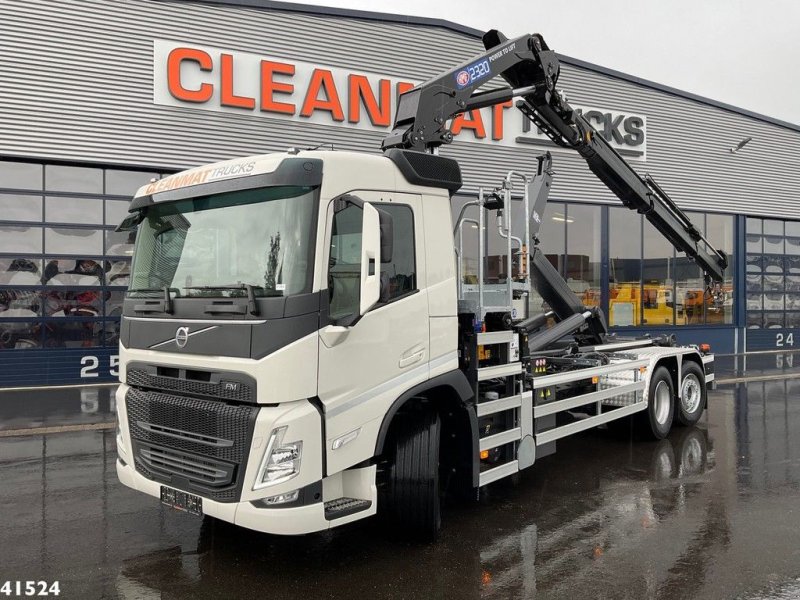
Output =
[{"x1": 3, "y1": 381, "x2": 800, "y2": 599}]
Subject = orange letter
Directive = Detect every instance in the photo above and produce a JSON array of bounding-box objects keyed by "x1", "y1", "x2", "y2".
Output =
[
  {"x1": 300, "y1": 69, "x2": 344, "y2": 121},
  {"x1": 451, "y1": 110, "x2": 487, "y2": 139},
  {"x1": 220, "y1": 53, "x2": 255, "y2": 109},
  {"x1": 396, "y1": 81, "x2": 415, "y2": 96},
  {"x1": 491, "y1": 100, "x2": 513, "y2": 141},
  {"x1": 260, "y1": 60, "x2": 295, "y2": 115},
  {"x1": 348, "y1": 75, "x2": 391, "y2": 126},
  {"x1": 167, "y1": 47, "x2": 213, "y2": 103}
]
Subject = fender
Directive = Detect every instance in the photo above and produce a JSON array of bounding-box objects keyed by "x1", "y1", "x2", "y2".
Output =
[{"x1": 374, "y1": 368, "x2": 481, "y2": 486}]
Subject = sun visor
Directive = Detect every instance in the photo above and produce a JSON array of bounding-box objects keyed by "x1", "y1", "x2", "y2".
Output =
[{"x1": 128, "y1": 158, "x2": 323, "y2": 212}]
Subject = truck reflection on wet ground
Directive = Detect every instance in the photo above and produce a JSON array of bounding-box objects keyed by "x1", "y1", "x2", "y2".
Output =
[{"x1": 4, "y1": 382, "x2": 800, "y2": 599}]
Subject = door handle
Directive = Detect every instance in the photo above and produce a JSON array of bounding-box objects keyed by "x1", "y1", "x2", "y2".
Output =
[{"x1": 398, "y1": 349, "x2": 425, "y2": 369}]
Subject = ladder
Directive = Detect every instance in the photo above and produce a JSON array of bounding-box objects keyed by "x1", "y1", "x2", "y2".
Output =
[{"x1": 474, "y1": 330, "x2": 534, "y2": 487}]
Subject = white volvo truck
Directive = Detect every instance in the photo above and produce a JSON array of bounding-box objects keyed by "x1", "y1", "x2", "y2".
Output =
[{"x1": 115, "y1": 30, "x2": 727, "y2": 539}]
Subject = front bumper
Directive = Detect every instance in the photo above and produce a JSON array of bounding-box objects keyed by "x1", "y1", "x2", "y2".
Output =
[
  {"x1": 115, "y1": 383, "x2": 377, "y2": 535},
  {"x1": 116, "y1": 458, "x2": 336, "y2": 535}
]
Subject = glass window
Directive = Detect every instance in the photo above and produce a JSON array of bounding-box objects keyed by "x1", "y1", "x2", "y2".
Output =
[
  {"x1": 609, "y1": 208, "x2": 641, "y2": 326},
  {"x1": 746, "y1": 218, "x2": 762, "y2": 234},
  {"x1": 45, "y1": 227, "x2": 103, "y2": 255},
  {"x1": 764, "y1": 312, "x2": 784, "y2": 329},
  {"x1": 41, "y1": 288, "x2": 103, "y2": 317},
  {"x1": 45, "y1": 196, "x2": 103, "y2": 225},
  {"x1": 105, "y1": 290, "x2": 126, "y2": 318},
  {"x1": 0, "y1": 320, "x2": 41, "y2": 349},
  {"x1": 0, "y1": 257, "x2": 42, "y2": 285},
  {"x1": 566, "y1": 204, "x2": 601, "y2": 312},
  {"x1": 705, "y1": 213, "x2": 734, "y2": 325},
  {"x1": 105, "y1": 258, "x2": 131, "y2": 287},
  {"x1": 764, "y1": 219, "x2": 784, "y2": 236},
  {"x1": 746, "y1": 293, "x2": 762, "y2": 311},
  {"x1": 539, "y1": 202, "x2": 566, "y2": 273},
  {"x1": 0, "y1": 194, "x2": 42, "y2": 222},
  {"x1": 328, "y1": 202, "x2": 362, "y2": 321},
  {"x1": 129, "y1": 186, "x2": 318, "y2": 297},
  {"x1": 106, "y1": 199, "x2": 132, "y2": 227},
  {"x1": 105, "y1": 230, "x2": 136, "y2": 257},
  {"x1": 527, "y1": 202, "x2": 566, "y2": 317},
  {"x1": 786, "y1": 237, "x2": 800, "y2": 256},
  {"x1": 105, "y1": 170, "x2": 158, "y2": 197},
  {"x1": 45, "y1": 165, "x2": 102, "y2": 194},
  {"x1": 642, "y1": 219, "x2": 675, "y2": 326},
  {"x1": 786, "y1": 276, "x2": 800, "y2": 293},
  {"x1": 0, "y1": 161, "x2": 42, "y2": 190},
  {"x1": 0, "y1": 225, "x2": 42, "y2": 253},
  {"x1": 103, "y1": 319, "x2": 122, "y2": 347},
  {"x1": 0, "y1": 289, "x2": 41, "y2": 316},
  {"x1": 43, "y1": 319, "x2": 104, "y2": 348},
  {"x1": 42, "y1": 258, "x2": 104, "y2": 285},
  {"x1": 786, "y1": 221, "x2": 800, "y2": 237},
  {"x1": 377, "y1": 204, "x2": 416, "y2": 302}
]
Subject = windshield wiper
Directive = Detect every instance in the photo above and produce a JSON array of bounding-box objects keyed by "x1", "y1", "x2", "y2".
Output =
[
  {"x1": 183, "y1": 284, "x2": 264, "y2": 316},
  {"x1": 128, "y1": 286, "x2": 178, "y2": 314}
]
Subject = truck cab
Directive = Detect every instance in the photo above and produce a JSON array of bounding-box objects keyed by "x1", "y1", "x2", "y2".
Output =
[{"x1": 115, "y1": 149, "x2": 466, "y2": 534}]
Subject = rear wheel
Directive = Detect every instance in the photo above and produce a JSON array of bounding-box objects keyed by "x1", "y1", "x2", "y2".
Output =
[
  {"x1": 675, "y1": 361, "x2": 706, "y2": 427},
  {"x1": 636, "y1": 365, "x2": 674, "y2": 440},
  {"x1": 383, "y1": 410, "x2": 441, "y2": 541}
]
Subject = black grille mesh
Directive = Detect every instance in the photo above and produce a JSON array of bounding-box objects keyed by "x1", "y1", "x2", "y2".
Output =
[
  {"x1": 403, "y1": 151, "x2": 462, "y2": 185},
  {"x1": 126, "y1": 388, "x2": 257, "y2": 501},
  {"x1": 385, "y1": 148, "x2": 462, "y2": 192},
  {"x1": 127, "y1": 368, "x2": 253, "y2": 403}
]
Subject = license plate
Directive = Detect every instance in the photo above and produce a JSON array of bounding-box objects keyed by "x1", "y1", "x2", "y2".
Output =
[{"x1": 160, "y1": 486, "x2": 203, "y2": 517}]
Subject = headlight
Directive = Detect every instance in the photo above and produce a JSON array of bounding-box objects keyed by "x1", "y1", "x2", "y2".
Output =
[{"x1": 254, "y1": 426, "x2": 302, "y2": 489}]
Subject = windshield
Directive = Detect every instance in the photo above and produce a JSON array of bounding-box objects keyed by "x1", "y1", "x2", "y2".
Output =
[{"x1": 128, "y1": 185, "x2": 318, "y2": 298}]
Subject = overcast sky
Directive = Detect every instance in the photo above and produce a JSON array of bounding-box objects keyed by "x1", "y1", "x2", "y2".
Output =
[{"x1": 282, "y1": 0, "x2": 800, "y2": 126}]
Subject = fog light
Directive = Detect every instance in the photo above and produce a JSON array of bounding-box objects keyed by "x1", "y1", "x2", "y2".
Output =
[
  {"x1": 254, "y1": 426, "x2": 302, "y2": 489},
  {"x1": 263, "y1": 489, "x2": 300, "y2": 505}
]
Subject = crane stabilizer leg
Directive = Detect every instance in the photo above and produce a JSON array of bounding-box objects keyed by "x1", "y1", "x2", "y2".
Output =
[
  {"x1": 528, "y1": 152, "x2": 553, "y2": 241},
  {"x1": 529, "y1": 248, "x2": 608, "y2": 346}
]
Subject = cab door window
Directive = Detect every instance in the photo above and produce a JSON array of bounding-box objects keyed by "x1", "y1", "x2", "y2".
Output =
[{"x1": 375, "y1": 204, "x2": 416, "y2": 302}]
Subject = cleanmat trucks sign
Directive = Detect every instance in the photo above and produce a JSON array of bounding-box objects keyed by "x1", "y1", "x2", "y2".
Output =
[{"x1": 153, "y1": 39, "x2": 647, "y2": 159}]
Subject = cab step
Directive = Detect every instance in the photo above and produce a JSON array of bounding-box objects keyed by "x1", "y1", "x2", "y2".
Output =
[{"x1": 324, "y1": 497, "x2": 372, "y2": 520}]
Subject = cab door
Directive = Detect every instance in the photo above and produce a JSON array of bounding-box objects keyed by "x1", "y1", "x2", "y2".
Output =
[{"x1": 317, "y1": 191, "x2": 429, "y2": 475}]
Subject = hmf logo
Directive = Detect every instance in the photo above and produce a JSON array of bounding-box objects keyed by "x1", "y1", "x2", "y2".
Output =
[{"x1": 153, "y1": 40, "x2": 647, "y2": 158}]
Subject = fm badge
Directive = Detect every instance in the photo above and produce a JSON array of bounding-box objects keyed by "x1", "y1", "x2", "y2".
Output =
[{"x1": 175, "y1": 326, "x2": 189, "y2": 348}]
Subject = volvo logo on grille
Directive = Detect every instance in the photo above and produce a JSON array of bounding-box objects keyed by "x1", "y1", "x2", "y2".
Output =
[{"x1": 175, "y1": 326, "x2": 190, "y2": 348}]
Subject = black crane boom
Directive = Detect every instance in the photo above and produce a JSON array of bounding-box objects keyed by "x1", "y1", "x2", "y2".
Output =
[{"x1": 382, "y1": 29, "x2": 728, "y2": 282}]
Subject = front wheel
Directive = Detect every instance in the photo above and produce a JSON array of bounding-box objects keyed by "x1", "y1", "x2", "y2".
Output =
[
  {"x1": 637, "y1": 365, "x2": 674, "y2": 440},
  {"x1": 383, "y1": 410, "x2": 441, "y2": 541},
  {"x1": 675, "y1": 361, "x2": 706, "y2": 427}
]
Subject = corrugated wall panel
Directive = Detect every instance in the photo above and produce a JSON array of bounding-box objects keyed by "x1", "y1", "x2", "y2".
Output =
[{"x1": 1, "y1": 0, "x2": 798, "y2": 218}]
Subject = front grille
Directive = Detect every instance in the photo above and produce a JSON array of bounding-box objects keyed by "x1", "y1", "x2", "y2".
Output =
[
  {"x1": 127, "y1": 368, "x2": 254, "y2": 403},
  {"x1": 139, "y1": 443, "x2": 234, "y2": 486},
  {"x1": 126, "y1": 388, "x2": 258, "y2": 502}
]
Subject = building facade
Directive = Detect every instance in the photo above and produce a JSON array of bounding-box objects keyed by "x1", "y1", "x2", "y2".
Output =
[{"x1": 1, "y1": 0, "x2": 799, "y2": 386}]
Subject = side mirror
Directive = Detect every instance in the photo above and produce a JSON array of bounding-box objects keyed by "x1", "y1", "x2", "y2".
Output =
[
  {"x1": 116, "y1": 210, "x2": 144, "y2": 232},
  {"x1": 360, "y1": 202, "x2": 381, "y2": 315}
]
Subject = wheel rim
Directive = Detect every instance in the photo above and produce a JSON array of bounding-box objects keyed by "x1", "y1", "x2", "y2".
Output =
[
  {"x1": 653, "y1": 380, "x2": 671, "y2": 425},
  {"x1": 681, "y1": 374, "x2": 702, "y2": 414}
]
